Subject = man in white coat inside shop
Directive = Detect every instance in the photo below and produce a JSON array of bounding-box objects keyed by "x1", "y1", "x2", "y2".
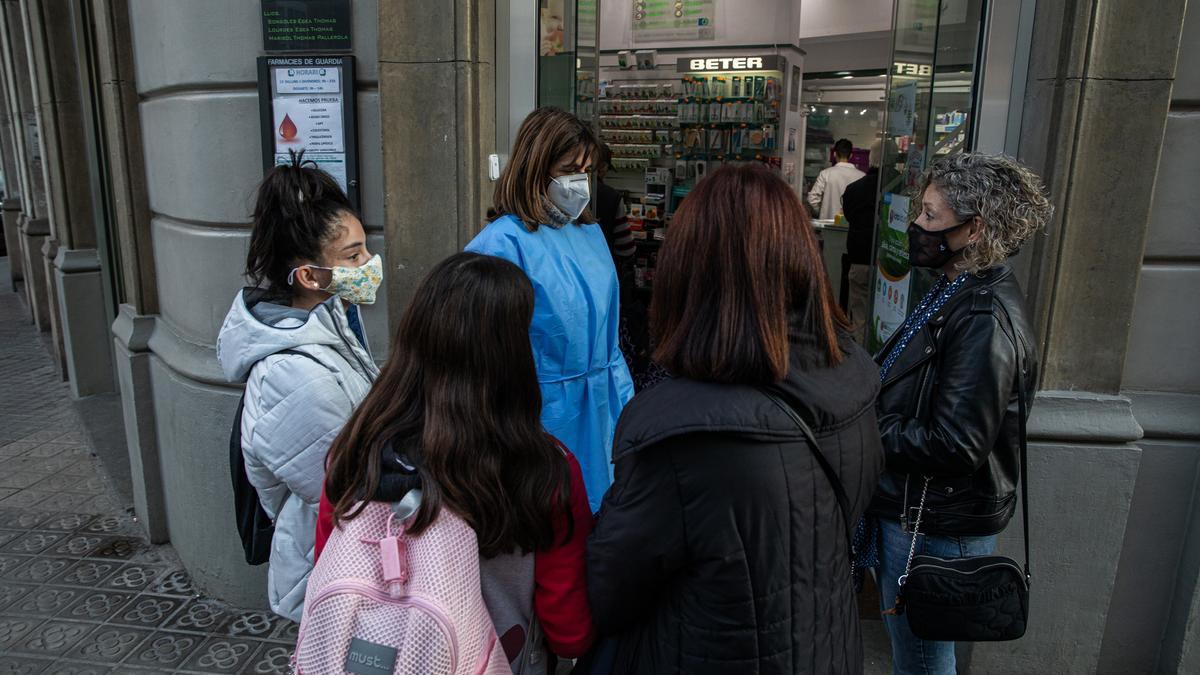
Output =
[{"x1": 807, "y1": 138, "x2": 865, "y2": 220}]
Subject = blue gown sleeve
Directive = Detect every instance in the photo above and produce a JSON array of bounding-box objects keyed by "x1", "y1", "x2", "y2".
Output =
[{"x1": 465, "y1": 217, "x2": 527, "y2": 269}]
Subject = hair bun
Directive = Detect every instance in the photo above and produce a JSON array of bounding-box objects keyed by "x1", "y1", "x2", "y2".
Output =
[{"x1": 288, "y1": 148, "x2": 317, "y2": 170}]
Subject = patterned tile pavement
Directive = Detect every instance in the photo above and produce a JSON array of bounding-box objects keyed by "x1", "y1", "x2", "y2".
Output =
[{"x1": 0, "y1": 279, "x2": 294, "y2": 673}]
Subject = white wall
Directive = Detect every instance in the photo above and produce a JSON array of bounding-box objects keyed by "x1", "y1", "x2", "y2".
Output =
[
  {"x1": 601, "y1": 0, "x2": 896, "y2": 50},
  {"x1": 599, "y1": 1, "x2": 893, "y2": 72},
  {"x1": 601, "y1": 0, "x2": 800, "y2": 50},
  {"x1": 799, "y1": 0, "x2": 894, "y2": 39}
]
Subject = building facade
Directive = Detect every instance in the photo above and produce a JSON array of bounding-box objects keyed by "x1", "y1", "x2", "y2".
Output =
[{"x1": 0, "y1": 0, "x2": 1195, "y2": 671}]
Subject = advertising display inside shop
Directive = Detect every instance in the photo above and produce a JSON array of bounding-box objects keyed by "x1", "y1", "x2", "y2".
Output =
[
  {"x1": 598, "y1": 52, "x2": 795, "y2": 295},
  {"x1": 867, "y1": 0, "x2": 986, "y2": 350}
]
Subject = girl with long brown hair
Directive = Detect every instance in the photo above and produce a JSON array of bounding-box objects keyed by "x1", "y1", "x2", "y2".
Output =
[
  {"x1": 466, "y1": 107, "x2": 634, "y2": 513},
  {"x1": 313, "y1": 252, "x2": 594, "y2": 670},
  {"x1": 587, "y1": 163, "x2": 885, "y2": 673}
]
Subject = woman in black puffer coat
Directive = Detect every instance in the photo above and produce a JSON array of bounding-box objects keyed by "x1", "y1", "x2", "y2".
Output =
[{"x1": 586, "y1": 163, "x2": 885, "y2": 674}]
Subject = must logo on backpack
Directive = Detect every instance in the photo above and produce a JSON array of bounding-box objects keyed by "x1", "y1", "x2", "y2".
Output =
[{"x1": 294, "y1": 493, "x2": 510, "y2": 674}]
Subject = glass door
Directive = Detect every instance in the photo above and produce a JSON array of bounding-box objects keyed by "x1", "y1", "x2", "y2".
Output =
[
  {"x1": 867, "y1": 0, "x2": 987, "y2": 351},
  {"x1": 537, "y1": 0, "x2": 600, "y2": 127}
]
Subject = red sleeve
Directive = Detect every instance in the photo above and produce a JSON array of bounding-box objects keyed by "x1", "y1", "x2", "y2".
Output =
[
  {"x1": 534, "y1": 450, "x2": 597, "y2": 658},
  {"x1": 315, "y1": 487, "x2": 334, "y2": 563}
]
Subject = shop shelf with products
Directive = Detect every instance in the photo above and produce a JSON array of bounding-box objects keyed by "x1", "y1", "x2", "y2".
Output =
[
  {"x1": 597, "y1": 76, "x2": 682, "y2": 233},
  {"x1": 673, "y1": 63, "x2": 788, "y2": 186}
]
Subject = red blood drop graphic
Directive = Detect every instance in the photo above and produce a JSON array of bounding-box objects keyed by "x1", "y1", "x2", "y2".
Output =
[{"x1": 278, "y1": 113, "x2": 298, "y2": 141}]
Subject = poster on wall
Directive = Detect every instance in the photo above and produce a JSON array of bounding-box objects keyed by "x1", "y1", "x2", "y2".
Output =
[
  {"x1": 633, "y1": 0, "x2": 716, "y2": 43},
  {"x1": 257, "y1": 55, "x2": 359, "y2": 208},
  {"x1": 541, "y1": 0, "x2": 566, "y2": 56},
  {"x1": 887, "y1": 80, "x2": 917, "y2": 137},
  {"x1": 904, "y1": 143, "x2": 926, "y2": 191},
  {"x1": 869, "y1": 193, "x2": 913, "y2": 351},
  {"x1": 789, "y1": 64, "x2": 801, "y2": 112}
]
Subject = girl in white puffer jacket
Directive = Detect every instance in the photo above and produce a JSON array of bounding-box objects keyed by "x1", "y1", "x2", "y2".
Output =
[{"x1": 217, "y1": 153, "x2": 381, "y2": 621}]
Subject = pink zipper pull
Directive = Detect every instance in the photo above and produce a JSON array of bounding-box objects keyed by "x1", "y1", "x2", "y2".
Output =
[{"x1": 380, "y1": 535, "x2": 407, "y2": 588}]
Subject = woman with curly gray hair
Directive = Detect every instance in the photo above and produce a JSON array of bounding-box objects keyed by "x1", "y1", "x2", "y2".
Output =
[{"x1": 867, "y1": 153, "x2": 1052, "y2": 674}]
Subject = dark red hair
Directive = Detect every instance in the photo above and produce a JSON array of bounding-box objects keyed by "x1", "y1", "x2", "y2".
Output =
[{"x1": 652, "y1": 163, "x2": 849, "y2": 383}]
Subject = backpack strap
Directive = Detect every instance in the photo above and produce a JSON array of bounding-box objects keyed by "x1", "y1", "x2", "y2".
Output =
[{"x1": 230, "y1": 348, "x2": 336, "y2": 565}]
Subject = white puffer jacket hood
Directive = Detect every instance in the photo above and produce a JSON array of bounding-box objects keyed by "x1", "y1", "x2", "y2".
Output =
[{"x1": 217, "y1": 288, "x2": 380, "y2": 621}]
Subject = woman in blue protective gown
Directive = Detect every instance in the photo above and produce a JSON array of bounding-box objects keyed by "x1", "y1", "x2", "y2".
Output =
[{"x1": 467, "y1": 107, "x2": 634, "y2": 512}]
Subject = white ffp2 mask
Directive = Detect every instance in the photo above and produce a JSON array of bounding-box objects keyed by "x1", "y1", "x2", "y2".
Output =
[{"x1": 548, "y1": 173, "x2": 591, "y2": 221}]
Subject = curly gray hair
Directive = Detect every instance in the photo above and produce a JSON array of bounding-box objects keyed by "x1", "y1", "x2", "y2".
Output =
[{"x1": 918, "y1": 153, "x2": 1053, "y2": 274}]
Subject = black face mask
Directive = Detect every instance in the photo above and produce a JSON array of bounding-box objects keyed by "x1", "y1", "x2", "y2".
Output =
[{"x1": 907, "y1": 220, "x2": 971, "y2": 269}]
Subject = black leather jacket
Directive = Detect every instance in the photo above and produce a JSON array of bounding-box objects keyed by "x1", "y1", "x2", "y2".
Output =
[{"x1": 867, "y1": 265, "x2": 1037, "y2": 536}]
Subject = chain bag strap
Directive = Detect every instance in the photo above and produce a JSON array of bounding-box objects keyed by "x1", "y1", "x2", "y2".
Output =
[{"x1": 897, "y1": 476, "x2": 931, "y2": 589}]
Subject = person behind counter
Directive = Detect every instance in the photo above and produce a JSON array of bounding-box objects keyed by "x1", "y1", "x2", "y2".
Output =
[
  {"x1": 840, "y1": 139, "x2": 884, "y2": 341},
  {"x1": 808, "y1": 138, "x2": 865, "y2": 220},
  {"x1": 594, "y1": 144, "x2": 636, "y2": 274}
]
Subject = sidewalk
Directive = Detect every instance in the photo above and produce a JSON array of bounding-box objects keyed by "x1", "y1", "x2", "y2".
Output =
[{"x1": 0, "y1": 261, "x2": 293, "y2": 674}]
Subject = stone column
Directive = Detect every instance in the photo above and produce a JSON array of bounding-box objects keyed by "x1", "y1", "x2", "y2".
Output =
[
  {"x1": 2, "y1": 198, "x2": 19, "y2": 286},
  {"x1": 1019, "y1": 0, "x2": 1186, "y2": 394},
  {"x1": 0, "y1": 57, "x2": 22, "y2": 287},
  {"x1": 970, "y1": 0, "x2": 1191, "y2": 672},
  {"x1": 16, "y1": 213, "x2": 45, "y2": 326},
  {"x1": 90, "y1": 0, "x2": 164, "y2": 542},
  {"x1": 21, "y1": 0, "x2": 113, "y2": 389},
  {"x1": 54, "y1": 248, "x2": 114, "y2": 396},
  {"x1": 0, "y1": 0, "x2": 48, "y2": 323},
  {"x1": 378, "y1": 0, "x2": 496, "y2": 322},
  {"x1": 0, "y1": 0, "x2": 40, "y2": 219}
]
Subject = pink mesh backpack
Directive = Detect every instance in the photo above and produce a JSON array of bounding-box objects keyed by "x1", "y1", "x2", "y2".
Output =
[{"x1": 293, "y1": 492, "x2": 510, "y2": 674}]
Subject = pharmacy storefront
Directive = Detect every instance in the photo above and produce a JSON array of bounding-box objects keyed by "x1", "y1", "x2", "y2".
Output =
[{"x1": 496, "y1": 0, "x2": 1033, "y2": 348}]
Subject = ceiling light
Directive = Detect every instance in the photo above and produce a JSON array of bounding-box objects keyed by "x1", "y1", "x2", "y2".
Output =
[
  {"x1": 842, "y1": 75, "x2": 854, "y2": 79},
  {"x1": 827, "y1": 108, "x2": 832, "y2": 113},
  {"x1": 843, "y1": 109, "x2": 849, "y2": 114},
  {"x1": 860, "y1": 109, "x2": 867, "y2": 115}
]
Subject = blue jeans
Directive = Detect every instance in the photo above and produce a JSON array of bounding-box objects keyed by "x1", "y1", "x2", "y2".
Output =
[{"x1": 877, "y1": 518, "x2": 997, "y2": 675}]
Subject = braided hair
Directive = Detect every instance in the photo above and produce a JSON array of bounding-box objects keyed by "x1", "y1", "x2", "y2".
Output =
[{"x1": 245, "y1": 150, "x2": 356, "y2": 294}]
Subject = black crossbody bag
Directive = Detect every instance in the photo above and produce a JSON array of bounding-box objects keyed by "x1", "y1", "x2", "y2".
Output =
[{"x1": 891, "y1": 305, "x2": 1032, "y2": 641}]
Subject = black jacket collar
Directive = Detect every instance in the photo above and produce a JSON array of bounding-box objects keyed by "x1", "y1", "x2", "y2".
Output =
[
  {"x1": 875, "y1": 265, "x2": 1013, "y2": 388},
  {"x1": 613, "y1": 335, "x2": 880, "y2": 461}
]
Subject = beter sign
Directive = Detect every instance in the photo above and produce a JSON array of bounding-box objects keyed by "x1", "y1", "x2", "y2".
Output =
[
  {"x1": 678, "y1": 55, "x2": 784, "y2": 73},
  {"x1": 691, "y1": 57, "x2": 762, "y2": 70}
]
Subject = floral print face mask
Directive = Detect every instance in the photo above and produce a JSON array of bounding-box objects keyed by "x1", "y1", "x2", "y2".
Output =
[{"x1": 288, "y1": 253, "x2": 383, "y2": 305}]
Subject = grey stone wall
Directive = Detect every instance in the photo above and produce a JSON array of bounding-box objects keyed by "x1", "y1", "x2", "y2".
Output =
[
  {"x1": 378, "y1": 0, "x2": 495, "y2": 319},
  {"x1": 125, "y1": 0, "x2": 383, "y2": 607},
  {"x1": 969, "y1": 393, "x2": 1142, "y2": 674},
  {"x1": 974, "y1": 0, "x2": 1193, "y2": 671},
  {"x1": 1104, "y1": 0, "x2": 1200, "y2": 670}
]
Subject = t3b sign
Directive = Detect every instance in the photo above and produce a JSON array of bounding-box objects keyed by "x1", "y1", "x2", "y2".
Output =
[{"x1": 679, "y1": 55, "x2": 784, "y2": 73}]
